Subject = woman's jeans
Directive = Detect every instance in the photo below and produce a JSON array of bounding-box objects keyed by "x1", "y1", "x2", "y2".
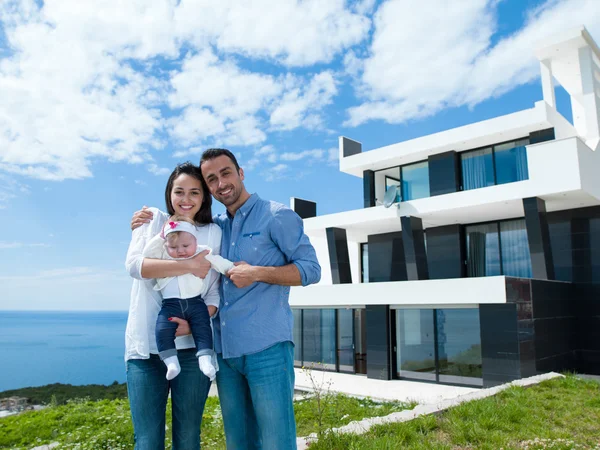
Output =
[
  {"x1": 126, "y1": 350, "x2": 211, "y2": 450},
  {"x1": 156, "y1": 296, "x2": 213, "y2": 360},
  {"x1": 216, "y1": 341, "x2": 297, "y2": 450}
]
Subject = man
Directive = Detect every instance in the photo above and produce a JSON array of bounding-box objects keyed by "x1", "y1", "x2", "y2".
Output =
[{"x1": 132, "y1": 149, "x2": 321, "y2": 449}]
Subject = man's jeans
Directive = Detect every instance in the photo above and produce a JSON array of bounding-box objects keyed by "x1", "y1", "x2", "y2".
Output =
[
  {"x1": 126, "y1": 350, "x2": 211, "y2": 450},
  {"x1": 155, "y1": 296, "x2": 213, "y2": 360},
  {"x1": 216, "y1": 341, "x2": 297, "y2": 450}
]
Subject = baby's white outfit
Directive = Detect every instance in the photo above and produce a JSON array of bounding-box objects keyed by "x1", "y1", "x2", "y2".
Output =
[{"x1": 141, "y1": 220, "x2": 234, "y2": 381}]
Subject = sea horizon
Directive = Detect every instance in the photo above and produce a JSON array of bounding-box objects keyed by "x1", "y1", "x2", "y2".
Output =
[{"x1": 0, "y1": 310, "x2": 129, "y2": 392}]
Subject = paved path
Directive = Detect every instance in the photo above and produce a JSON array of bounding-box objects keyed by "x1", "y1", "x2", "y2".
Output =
[{"x1": 294, "y1": 369, "x2": 479, "y2": 404}]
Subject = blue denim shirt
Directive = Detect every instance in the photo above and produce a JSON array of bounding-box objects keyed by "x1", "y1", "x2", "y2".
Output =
[{"x1": 213, "y1": 193, "x2": 321, "y2": 359}]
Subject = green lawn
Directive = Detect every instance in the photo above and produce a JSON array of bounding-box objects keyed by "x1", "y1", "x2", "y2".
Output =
[
  {"x1": 309, "y1": 375, "x2": 600, "y2": 450},
  {"x1": 0, "y1": 391, "x2": 411, "y2": 449},
  {"x1": 2, "y1": 376, "x2": 598, "y2": 449}
]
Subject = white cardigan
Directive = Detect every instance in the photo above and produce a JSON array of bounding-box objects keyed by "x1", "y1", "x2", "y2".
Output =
[{"x1": 124, "y1": 207, "x2": 222, "y2": 361}]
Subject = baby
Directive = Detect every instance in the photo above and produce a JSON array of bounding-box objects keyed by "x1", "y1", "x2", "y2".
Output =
[{"x1": 143, "y1": 216, "x2": 233, "y2": 381}]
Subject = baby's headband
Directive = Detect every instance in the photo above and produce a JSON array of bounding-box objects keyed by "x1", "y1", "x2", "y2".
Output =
[{"x1": 161, "y1": 220, "x2": 197, "y2": 239}]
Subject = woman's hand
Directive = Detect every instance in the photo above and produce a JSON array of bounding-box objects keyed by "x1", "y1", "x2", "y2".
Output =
[
  {"x1": 170, "y1": 317, "x2": 192, "y2": 337},
  {"x1": 131, "y1": 206, "x2": 153, "y2": 230},
  {"x1": 184, "y1": 250, "x2": 211, "y2": 278},
  {"x1": 207, "y1": 306, "x2": 217, "y2": 317}
]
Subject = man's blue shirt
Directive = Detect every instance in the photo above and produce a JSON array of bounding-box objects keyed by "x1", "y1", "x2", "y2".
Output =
[{"x1": 213, "y1": 193, "x2": 321, "y2": 359}]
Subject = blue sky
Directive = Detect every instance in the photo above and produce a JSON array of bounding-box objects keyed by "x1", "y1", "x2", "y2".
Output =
[{"x1": 0, "y1": 0, "x2": 598, "y2": 311}]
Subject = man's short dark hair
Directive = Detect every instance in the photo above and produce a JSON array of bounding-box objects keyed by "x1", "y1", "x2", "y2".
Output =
[{"x1": 200, "y1": 148, "x2": 240, "y2": 173}]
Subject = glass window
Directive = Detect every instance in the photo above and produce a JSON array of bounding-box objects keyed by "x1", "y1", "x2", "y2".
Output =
[
  {"x1": 495, "y1": 139, "x2": 529, "y2": 185},
  {"x1": 385, "y1": 177, "x2": 401, "y2": 203},
  {"x1": 549, "y1": 220, "x2": 573, "y2": 282},
  {"x1": 436, "y1": 309, "x2": 482, "y2": 386},
  {"x1": 465, "y1": 223, "x2": 501, "y2": 277},
  {"x1": 401, "y1": 161, "x2": 430, "y2": 201},
  {"x1": 395, "y1": 309, "x2": 436, "y2": 381},
  {"x1": 461, "y1": 148, "x2": 494, "y2": 190},
  {"x1": 500, "y1": 219, "x2": 532, "y2": 278},
  {"x1": 361, "y1": 243, "x2": 369, "y2": 283},
  {"x1": 302, "y1": 309, "x2": 336, "y2": 370},
  {"x1": 590, "y1": 218, "x2": 600, "y2": 283},
  {"x1": 292, "y1": 309, "x2": 303, "y2": 367},
  {"x1": 337, "y1": 309, "x2": 354, "y2": 373},
  {"x1": 354, "y1": 309, "x2": 367, "y2": 374}
]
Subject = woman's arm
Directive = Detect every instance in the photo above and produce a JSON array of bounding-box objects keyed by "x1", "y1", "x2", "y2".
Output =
[
  {"x1": 141, "y1": 251, "x2": 211, "y2": 279},
  {"x1": 125, "y1": 207, "x2": 165, "y2": 280}
]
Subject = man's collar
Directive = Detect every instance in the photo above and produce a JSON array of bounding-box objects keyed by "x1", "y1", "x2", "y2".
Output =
[{"x1": 226, "y1": 193, "x2": 259, "y2": 219}]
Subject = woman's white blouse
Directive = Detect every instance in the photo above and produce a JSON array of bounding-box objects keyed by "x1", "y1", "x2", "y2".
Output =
[{"x1": 124, "y1": 207, "x2": 222, "y2": 361}]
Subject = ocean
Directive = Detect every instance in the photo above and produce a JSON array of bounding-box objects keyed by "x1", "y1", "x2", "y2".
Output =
[{"x1": 0, "y1": 311, "x2": 129, "y2": 392}]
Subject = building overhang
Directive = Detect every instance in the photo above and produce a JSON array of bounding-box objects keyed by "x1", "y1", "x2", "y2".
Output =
[
  {"x1": 535, "y1": 25, "x2": 600, "y2": 98},
  {"x1": 290, "y1": 276, "x2": 508, "y2": 308},
  {"x1": 339, "y1": 101, "x2": 576, "y2": 178},
  {"x1": 306, "y1": 137, "x2": 600, "y2": 242}
]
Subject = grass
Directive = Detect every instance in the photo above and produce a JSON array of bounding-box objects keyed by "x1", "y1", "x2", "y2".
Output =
[
  {"x1": 0, "y1": 391, "x2": 411, "y2": 449},
  {"x1": 309, "y1": 375, "x2": 600, "y2": 449},
  {"x1": 3, "y1": 375, "x2": 598, "y2": 449},
  {"x1": 0, "y1": 382, "x2": 128, "y2": 406}
]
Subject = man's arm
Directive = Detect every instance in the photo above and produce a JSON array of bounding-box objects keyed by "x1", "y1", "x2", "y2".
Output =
[
  {"x1": 227, "y1": 262, "x2": 301, "y2": 288},
  {"x1": 227, "y1": 207, "x2": 321, "y2": 289}
]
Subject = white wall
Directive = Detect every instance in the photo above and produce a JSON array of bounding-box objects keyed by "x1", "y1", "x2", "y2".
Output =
[
  {"x1": 305, "y1": 137, "x2": 600, "y2": 288},
  {"x1": 290, "y1": 276, "x2": 508, "y2": 308}
]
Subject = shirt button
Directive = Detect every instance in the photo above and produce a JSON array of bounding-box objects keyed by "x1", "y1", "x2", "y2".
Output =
[
  {"x1": 225, "y1": 302, "x2": 229, "y2": 306},
  {"x1": 242, "y1": 212, "x2": 246, "y2": 216},
  {"x1": 224, "y1": 280, "x2": 229, "y2": 285},
  {"x1": 222, "y1": 321, "x2": 226, "y2": 326},
  {"x1": 231, "y1": 242, "x2": 235, "y2": 246}
]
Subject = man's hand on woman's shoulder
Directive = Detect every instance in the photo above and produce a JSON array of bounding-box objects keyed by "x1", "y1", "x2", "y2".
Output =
[{"x1": 131, "y1": 206, "x2": 154, "y2": 230}]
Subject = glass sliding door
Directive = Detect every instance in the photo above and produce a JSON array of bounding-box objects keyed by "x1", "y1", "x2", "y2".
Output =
[
  {"x1": 494, "y1": 139, "x2": 529, "y2": 185},
  {"x1": 302, "y1": 309, "x2": 336, "y2": 370},
  {"x1": 337, "y1": 309, "x2": 354, "y2": 373},
  {"x1": 401, "y1": 161, "x2": 430, "y2": 201},
  {"x1": 465, "y1": 223, "x2": 501, "y2": 277},
  {"x1": 361, "y1": 243, "x2": 369, "y2": 283},
  {"x1": 499, "y1": 219, "x2": 532, "y2": 278},
  {"x1": 436, "y1": 309, "x2": 483, "y2": 386},
  {"x1": 395, "y1": 309, "x2": 436, "y2": 381},
  {"x1": 461, "y1": 148, "x2": 494, "y2": 190},
  {"x1": 292, "y1": 309, "x2": 303, "y2": 367},
  {"x1": 354, "y1": 309, "x2": 367, "y2": 374}
]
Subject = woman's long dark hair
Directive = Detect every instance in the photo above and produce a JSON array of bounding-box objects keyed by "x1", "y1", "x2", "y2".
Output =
[{"x1": 164, "y1": 162, "x2": 213, "y2": 225}]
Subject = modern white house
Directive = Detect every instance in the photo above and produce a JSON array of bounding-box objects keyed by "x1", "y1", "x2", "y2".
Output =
[{"x1": 289, "y1": 26, "x2": 600, "y2": 387}]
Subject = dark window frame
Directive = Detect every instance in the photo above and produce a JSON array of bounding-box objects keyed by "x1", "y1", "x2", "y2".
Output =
[
  {"x1": 460, "y1": 136, "x2": 530, "y2": 191},
  {"x1": 463, "y1": 217, "x2": 532, "y2": 278}
]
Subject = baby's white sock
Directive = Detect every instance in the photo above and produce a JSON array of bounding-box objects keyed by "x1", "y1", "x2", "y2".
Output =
[
  {"x1": 164, "y1": 356, "x2": 181, "y2": 380},
  {"x1": 198, "y1": 355, "x2": 216, "y2": 381}
]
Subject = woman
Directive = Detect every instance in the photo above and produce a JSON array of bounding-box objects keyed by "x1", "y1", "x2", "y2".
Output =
[{"x1": 124, "y1": 162, "x2": 221, "y2": 449}]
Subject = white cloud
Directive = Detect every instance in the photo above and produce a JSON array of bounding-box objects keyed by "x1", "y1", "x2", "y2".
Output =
[
  {"x1": 0, "y1": 173, "x2": 29, "y2": 209},
  {"x1": 0, "y1": 1, "x2": 360, "y2": 183},
  {"x1": 0, "y1": 1, "x2": 165, "y2": 181},
  {"x1": 134, "y1": 179, "x2": 147, "y2": 186},
  {"x1": 147, "y1": 163, "x2": 171, "y2": 176},
  {"x1": 270, "y1": 72, "x2": 338, "y2": 131},
  {"x1": 0, "y1": 242, "x2": 50, "y2": 249},
  {"x1": 174, "y1": 0, "x2": 370, "y2": 66},
  {"x1": 264, "y1": 163, "x2": 290, "y2": 181},
  {"x1": 280, "y1": 149, "x2": 325, "y2": 161},
  {"x1": 168, "y1": 51, "x2": 338, "y2": 146},
  {"x1": 345, "y1": 0, "x2": 600, "y2": 126}
]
